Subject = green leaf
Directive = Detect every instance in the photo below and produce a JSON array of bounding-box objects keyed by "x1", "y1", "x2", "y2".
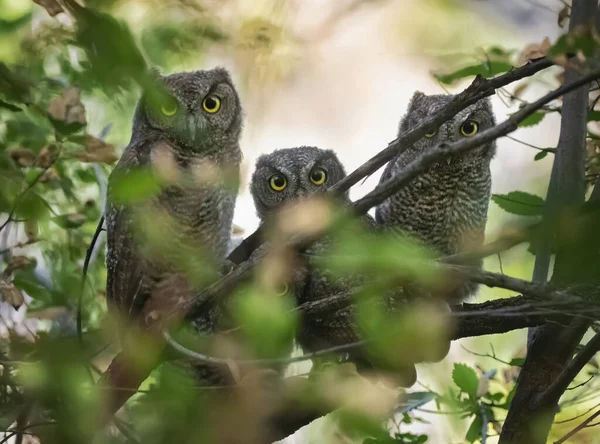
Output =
[
  {"x1": 491, "y1": 191, "x2": 545, "y2": 216},
  {"x1": 452, "y1": 363, "x2": 479, "y2": 398},
  {"x1": 588, "y1": 110, "x2": 600, "y2": 121},
  {"x1": 0, "y1": 99, "x2": 22, "y2": 112},
  {"x1": 108, "y1": 167, "x2": 163, "y2": 205},
  {"x1": 396, "y1": 392, "x2": 438, "y2": 413},
  {"x1": 63, "y1": 0, "x2": 148, "y2": 92},
  {"x1": 534, "y1": 151, "x2": 548, "y2": 161},
  {"x1": 548, "y1": 31, "x2": 596, "y2": 59},
  {"x1": 433, "y1": 61, "x2": 513, "y2": 85},
  {"x1": 51, "y1": 213, "x2": 86, "y2": 229},
  {"x1": 14, "y1": 191, "x2": 51, "y2": 220},
  {"x1": 465, "y1": 414, "x2": 483, "y2": 443},
  {"x1": 509, "y1": 358, "x2": 525, "y2": 367},
  {"x1": 518, "y1": 111, "x2": 546, "y2": 128}
]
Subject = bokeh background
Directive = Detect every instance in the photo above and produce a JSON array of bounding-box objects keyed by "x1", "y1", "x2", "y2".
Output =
[{"x1": 0, "y1": 0, "x2": 589, "y2": 443}]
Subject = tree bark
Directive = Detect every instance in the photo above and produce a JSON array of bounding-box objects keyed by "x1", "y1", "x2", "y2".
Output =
[{"x1": 500, "y1": 2, "x2": 597, "y2": 442}]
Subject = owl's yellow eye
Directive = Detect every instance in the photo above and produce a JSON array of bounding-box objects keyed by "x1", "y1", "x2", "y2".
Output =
[
  {"x1": 269, "y1": 174, "x2": 287, "y2": 191},
  {"x1": 274, "y1": 283, "x2": 289, "y2": 296},
  {"x1": 460, "y1": 120, "x2": 479, "y2": 137},
  {"x1": 202, "y1": 94, "x2": 221, "y2": 113},
  {"x1": 160, "y1": 100, "x2": 178, "y2": 117},
  {"x1": 424, "y1": 129, "x2": 437, "y2": 138},
  {"x1": 310, "y1": 167, "x2": 327, "y2": 185}
]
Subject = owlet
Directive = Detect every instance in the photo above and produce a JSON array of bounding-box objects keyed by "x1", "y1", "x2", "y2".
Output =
[
  {"x1": 376, "y1": 92, "x2": 495, "y2": 302},
  {"x1": 105, "y1": 68, "x2": 243, "y2": 384}
]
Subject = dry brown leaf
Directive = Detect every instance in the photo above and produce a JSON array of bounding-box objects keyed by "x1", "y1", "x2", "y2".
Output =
[
  {"x1": 232, "y1": 224, "x2": 245, "y2": 235},
  {"x1": 0, "y1": 279, "x2": 25, "y2": 308},
  {"x1": 150, "y1": 142, "x2": 180, "y2": 183},
  {"x1": 48, "y1": 86, "x2": 87, "y2": 126},
  {"x1": 39, "y1": 167, "x2": 60, "y2": 183},
  {"x1": 73, "y1": 135, "x2": 118, "y2": 164},
  {"x1": 476, "y1": 376, "x2": 490, "y2": 397},
  {"x1": 25, "y1": 220, "x2": 38, "y2": 243},
  {"x1": 518, "y1": 37, "x2": 552, "y2": 66},
  {"x1": 37, "y1": 143, "x2": 59, "y2": 168},
  {"x1": 558, "y1": 5, "x2": 570, "y2": 28},
  {"x1": 511, "y1": 83, "x2": 529, "y2": 102},
  {"x1": 3, "y1": 256, "x2": 33, "y2": 276},
  {"x1": 33, "y1": 0, "x2": 65, "y2": 16},
  {"x1": 587, "y1": 139, "x2": 600, "y2": 157},
  {"x1": 10, "y1": 148, "x2": 36, "y2": 168}
]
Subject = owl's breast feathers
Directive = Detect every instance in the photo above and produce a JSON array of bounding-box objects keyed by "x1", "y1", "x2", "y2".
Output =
[
  {"x1": 105, "y1": 139, "x2": 239, "y2": 317},
  {"x1": 377, "y1": 162, "x2": 491, "y2": 257}
]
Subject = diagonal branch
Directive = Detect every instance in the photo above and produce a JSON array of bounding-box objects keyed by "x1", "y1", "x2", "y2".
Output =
[
  {"x1": 227, "y1": 57, "x2": 557, "y2": 264},
  {"x1": 99, "y1": 59, "x2": 599, "y2": 427},
  {"x1": 538, "y1": 332, "x2": 600, "y2": 406}
]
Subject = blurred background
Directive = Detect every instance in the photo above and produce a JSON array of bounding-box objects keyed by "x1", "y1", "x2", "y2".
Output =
[{"x1": 0, "y1": 0, "x2": 585, "y2": 443}]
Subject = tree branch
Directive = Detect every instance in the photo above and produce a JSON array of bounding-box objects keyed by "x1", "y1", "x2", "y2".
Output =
[
  {"x1": 538, "y1": 332, "x2": 600, "y2": 406},
  {"x1": 99, "y1": 58, "x2": 600, "y2": 428},
  {"x1": 500, "y1": 1, "x2": 599, "y2": 442},
  {"x1": 227, "y1": 57, "x2": 557, "y2": 264}
]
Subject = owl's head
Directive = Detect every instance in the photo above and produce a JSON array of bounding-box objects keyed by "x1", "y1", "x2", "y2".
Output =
[
  {"x1": 133, "y1": 67, "x2": 243, "y2": 154},
  {"x1": 250, "y1": 146, "x2": 348, "y2": 221},
  {"x1": 397, "y1": 92, "x2": 496, "y2": 169}
]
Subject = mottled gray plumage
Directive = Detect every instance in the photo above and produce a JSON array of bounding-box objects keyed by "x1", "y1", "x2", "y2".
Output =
[
  {"x1": 105, "y1": 68, "x2": 242, "y2": 383},
  {"x1": 250, "y1": 147, "x2": 417, "y2": 386},
  {"x1": 250, "y1": 146, "x2": 349, "y2": 221},
  {"x1": 376, "y1": 92, "x2": 495, "y2": 302}
]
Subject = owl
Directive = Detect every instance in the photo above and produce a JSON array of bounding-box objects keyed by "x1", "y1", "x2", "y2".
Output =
[
  {"x1": 250, "y1": 147, "x2": 418, "y2": 386},
  {"x1": 250, "y1": 146, "x2": 349, "y2": 221},
  {"x1": 376, "y1": 92, "x2": 496, "y2": 303},
  {"x1": 104, "y1": 67, "x2": 243, "y2": 385}
]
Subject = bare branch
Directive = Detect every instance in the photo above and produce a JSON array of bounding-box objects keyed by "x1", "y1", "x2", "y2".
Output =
[
  {"x1": 352, "y1": 66, "x2": 600, "y2": 214},
  {"x1": 538, "y1": 332, "x2": 600, "y2": 406},
  {"x1": 228, "y1": 57, "x2": 557, "y2": 264},
  {"x1": 554, "y1": 409, "x2": 600, "y2": 444}
]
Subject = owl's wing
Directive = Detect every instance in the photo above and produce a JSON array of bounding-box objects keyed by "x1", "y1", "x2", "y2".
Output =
[{"x1": 105, "y1": 144, "x2": 153, "y2": 320}]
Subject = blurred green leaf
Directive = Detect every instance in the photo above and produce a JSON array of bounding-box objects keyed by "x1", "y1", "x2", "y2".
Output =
[
  {"x1": 452, "y1": 363, "x2": 479, "y2": 399},
  {"x1": 142, "y1": 21, "x2": 227, "y2": 67},
  {"x1": 518, "y1": 111, "x2": 545, "y2": 128},
  {"x1": 109, "y1": 167, "x2": 163, "y2": 204},
  {"x1": 232, "y1": 286, "x2": 297, "y2": 359},
  {"x1": 509, "y1": 358, "x2": 525, "y2": 367},
  {"x1": 62, "y1": 0, "x2": 148, "y2": 92},
  {"x1": 51, "y1": 213, "x2": 86, "y2": 229},
  {"x1": 433, "y1": 61, "x2": 513, "y2": 85},
  {"x1": 492, "y1": 191, "x2": 545, "y2": 216},
  {"x1": 14, "y1": 191, "x2": 51, "y2": 220},
  {"x1": 588, "y1": 110, "x2": 600, "y2": 121},
  {"x1": 465, "y1": 414, "x2": 482, "y2": 443},
  {"x1": 534, "y1": 151, "x2": 548, "y2": 161},
  {"x1": 548, "y1": 30, "x2": 597, "y2": 59},
  {"x1": 0, "y1": 62, "x2": 33, "y2": 104}
]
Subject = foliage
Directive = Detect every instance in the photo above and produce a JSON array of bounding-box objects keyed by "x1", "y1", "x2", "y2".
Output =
[{"x1": 0, "y1": 1, "x2": 599, "y2": 444}]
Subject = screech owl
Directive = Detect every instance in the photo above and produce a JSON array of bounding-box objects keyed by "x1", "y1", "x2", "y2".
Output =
[
  {"x1": 105, "y1": 67, "x2": 243, "y2": 384},
  {"x1": 250, "y1": 146, "x2": 349, "y2": 220},
  {"x1": 376, "y1": 92, "x2": 496, "y2": 302},
  {"x1": 250, "y1": 147, "x2": 418, "y2": 387}
]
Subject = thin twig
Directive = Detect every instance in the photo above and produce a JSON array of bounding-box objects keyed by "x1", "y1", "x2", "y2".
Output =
[
  {"x1": 554, "y1": 409, "x2": 600, "y2": 443},
  {"x1": 227, "y1": 57, "x2": 557, "y2": 264},
  {"x1": 0, "y1": 149, "x2": 62, "y2": 234},
  {"x1": 538, "y1": 332, "x2": 600, "y2": 405}
]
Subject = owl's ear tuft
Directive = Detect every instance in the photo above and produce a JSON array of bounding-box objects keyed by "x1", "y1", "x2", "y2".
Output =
[{"x1": 407, "y1": 91, "x2": 426, "y2": 111}]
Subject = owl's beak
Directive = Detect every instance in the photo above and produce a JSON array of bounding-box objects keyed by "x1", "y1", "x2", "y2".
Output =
[{"x1": 187, "y1": 114, "x2": 208, "y2": 145}]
